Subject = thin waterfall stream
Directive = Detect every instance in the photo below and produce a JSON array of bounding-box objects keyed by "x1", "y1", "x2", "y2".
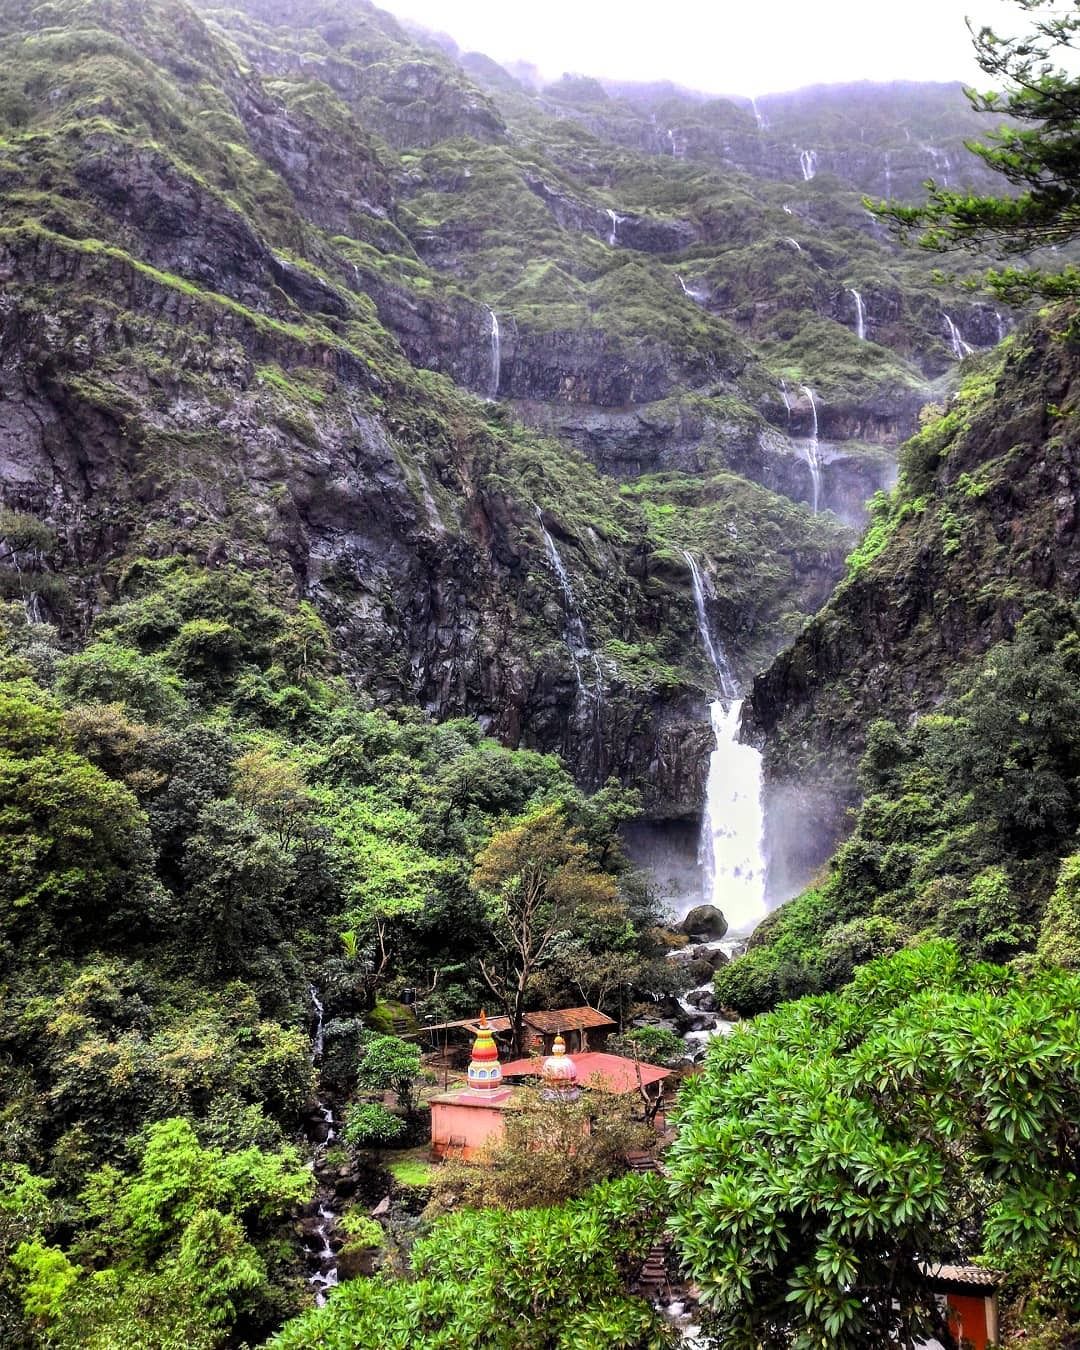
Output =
[
  {"x1": 848, "y1": 287, "x2": 866, "y2": 341},
  {"x1": 799, "y1": 385, "x2": 823, "y2": 514},
  {"x1": 486, "y1": 308, "x2": 501, "y2": 400},
  {"x1": 943, "y1": 313, "x2": 973, "y2": 359},
  {"x1": 536, "y1": 510, "x2": 604, "y2": 755}
]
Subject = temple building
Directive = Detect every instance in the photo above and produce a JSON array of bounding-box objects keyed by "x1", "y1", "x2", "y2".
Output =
[
  {"x1": 428, "y1": 1010, "x2": 672, "y2": 1160},
  {"x1": 429, "y1": 1010, "x2": 518, "y2": 1161}
]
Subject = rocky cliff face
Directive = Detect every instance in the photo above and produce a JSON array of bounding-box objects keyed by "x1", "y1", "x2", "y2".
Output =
[
  {"x1": 0, "y1": 0, "x2": 1021, "y2": 834},
  {"x1": 745, "y1": 314, "x2": 1080, "y2": 895}
]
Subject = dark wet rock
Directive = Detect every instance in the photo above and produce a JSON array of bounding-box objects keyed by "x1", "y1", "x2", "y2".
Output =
[{"x1": 681, "y1": 904, "x2": 728, "y2": 939}]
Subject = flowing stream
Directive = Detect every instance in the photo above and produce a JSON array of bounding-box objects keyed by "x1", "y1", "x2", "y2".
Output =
[
  {"x1": 799, "y1": 385, "x2": 823, "y2": 514},
  {"x1": 305, "y1": 987, "x2": 339, "y2": 1306},
  {"x1": 799, "y1": 148, "x2": 817, "y2": 181},
  {"x1": 785, "y1": 236, "x2": 802, "y2": 252}
]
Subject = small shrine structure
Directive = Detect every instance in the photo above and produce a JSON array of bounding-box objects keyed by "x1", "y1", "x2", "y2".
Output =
[{"x1": 429, "y1": 1011, "x2": 518, "y2": 1160}]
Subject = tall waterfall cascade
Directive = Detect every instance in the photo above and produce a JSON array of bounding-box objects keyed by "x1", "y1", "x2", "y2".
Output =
[
  {"x1": 943, "y1": 313, "x2": 973, "y2": 359},
  {"x1": 848, "y1": 287, "x2": 866, "y2": 341},
  {"x1": 750, "y1": 96, "x2": 767, "y2": 130},
  {"x1": 799, "y1": 148, "x2": 818, "y2": 181},
  {"x1": 487, "y1": 309, "x2": 501, "y2": 400},
  {"x1": 606, "y1": 209, "x2": 623, "y2": 246},
  {"x1": 799, "y1": 385, "x2": 823, "y2": 514},
  {"x1": 683, "y1": 552, "x2": 768, "y2": 935}
]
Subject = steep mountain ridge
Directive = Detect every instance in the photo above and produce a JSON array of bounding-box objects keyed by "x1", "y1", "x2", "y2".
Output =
[{"x1": 0, "y1": 0, "x2": 1011, "y2": 840}]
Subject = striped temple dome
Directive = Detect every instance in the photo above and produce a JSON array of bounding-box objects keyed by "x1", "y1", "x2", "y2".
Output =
[{"x1": 466, "y1": 1009, "x2": 503, "y2": 1092}]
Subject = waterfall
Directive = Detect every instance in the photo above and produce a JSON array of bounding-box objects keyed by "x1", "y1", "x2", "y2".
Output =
[
  {"x1": 606, "y1": 209, "x2": 623, "y2": 246},
  {"x1": 536, "y1": 510, "x2": 603, "y2": 707},
  {"x1": 799, "y1": 385, "x2": 823, "y2": 514},
  {"x1": 700, "y1": 701, "x2": 769, "y2": 934},
  {"x1": 799, "y1": 148, "x2": 817, "y2": 181},
  {"x1": 924, "y1": 144, "x2": 951, "y2": 187},
  {"x1": 785, "y1": 236, "x2": 802, "y2": 252},
  {"x1": 779, "y1": 379, "x2": 792, "y2": 418},
  {"x1": 943, "y1": 313, "x2": 973, "y2": 359},
  {"x1": 682, "y1": 551, "x2": 768, "y2": 935},
  {"x1": 883, "y1": 150, "x2": 892, "y2": 196},
  {"x1": 682, "y1": 550, "x2": 735, "y2": 699},
  {"x1": 996, "y1": 311, "x2": 1008, "y2": 343},
  {"x1": 677, "y1": 274, "x2": 706, "y2": 303},
  {"x1": 750, "y1": 96, "x2": 767, "y2": 130},
  {"x1": 848, "y1": 287, "x2": 866, "y2": 341},
  {"x1": 487, "y1": 309, "x2": 501, "y2": 400},
  {"x1": 306, "y1": 987, "x2": 339, "y2": 1306}
]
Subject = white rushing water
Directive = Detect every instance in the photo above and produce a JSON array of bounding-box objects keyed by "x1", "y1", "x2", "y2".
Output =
[
  {"x1": 750, "y1": 96, "x2": 767, "y2": 131},
  {"x1": 779, "y1": 379, "x2": 792, "y2": 418},
  {"x1": 943, "y1": 313, "x2": 973, "y2": 359},
  {"x1": 606, "y1": 208, "x2": 623, "y2": 246},
  {"x1": 487, "y1": 308, "x2": 501, "y2": 400},
  {"x1": 996, "y1": 311, "x2": 1008, "y2": 343},
  {"x1": 699, "y1": 700, "x2": 768, "y2": 934},
  {"x1": 799, "y1": 384, "x2": 823, "y2": 514},
  {"x1": 883, "y1": 150, "x2": 892, "y2": 196},
  {"x1": 785, "y1": 236, "x2": 802, "y2": 252},
  {"x1": 683, "y1": 552, "x2": 768, "y2": 936},
  {"x1": 848, "y1": 287, "x2": 866, "y2": 341},
  {"x1": 799, "y1": 148, "x2": 817, "y2": 181}
]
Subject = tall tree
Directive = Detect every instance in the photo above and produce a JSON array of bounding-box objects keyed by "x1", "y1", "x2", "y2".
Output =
[
  {"x1": 471, "y1": 804, "x2": 617, "y2": 1053},
  {"x1": 879, "y1": 0, "x2": 1080, "y2": 307}
]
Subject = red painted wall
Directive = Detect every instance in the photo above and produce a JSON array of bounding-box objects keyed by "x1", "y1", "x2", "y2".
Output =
[{"x1": 947, "y1": 1293, "x2": 992, "y2": 1350}]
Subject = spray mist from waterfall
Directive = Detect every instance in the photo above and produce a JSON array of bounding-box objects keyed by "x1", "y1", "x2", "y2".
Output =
[{"x1": 683, "y1": 551, "x2": 768, "y2": 935}]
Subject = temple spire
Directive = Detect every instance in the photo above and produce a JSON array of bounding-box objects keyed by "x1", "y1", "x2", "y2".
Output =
[{"x1": 467, "y1": 1009, "x2": 503, "y2": 1093}]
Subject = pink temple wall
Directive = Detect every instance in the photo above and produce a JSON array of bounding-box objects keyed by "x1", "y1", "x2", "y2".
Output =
[{"x1": 431, "y1": 1099, "x2": 508, "y2": 1160}]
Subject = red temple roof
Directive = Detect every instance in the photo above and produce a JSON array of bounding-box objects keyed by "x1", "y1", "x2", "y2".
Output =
[{"x1": 500, "y1": 1051, "x2": 670, "y2": 1094}]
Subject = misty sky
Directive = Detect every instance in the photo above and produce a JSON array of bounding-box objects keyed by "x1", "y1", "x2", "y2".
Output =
[{"x1": 375, "y1": 0, "x2": 1032, "y2": 96}]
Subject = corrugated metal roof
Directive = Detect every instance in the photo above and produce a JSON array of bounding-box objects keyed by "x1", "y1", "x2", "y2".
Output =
[
  {"x1": 419, "y1": 1015, "x2": 512, "y2": 1034},
  {"x1": 501, "y1": 1051, "x2": 670, "y2": 1093}
]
